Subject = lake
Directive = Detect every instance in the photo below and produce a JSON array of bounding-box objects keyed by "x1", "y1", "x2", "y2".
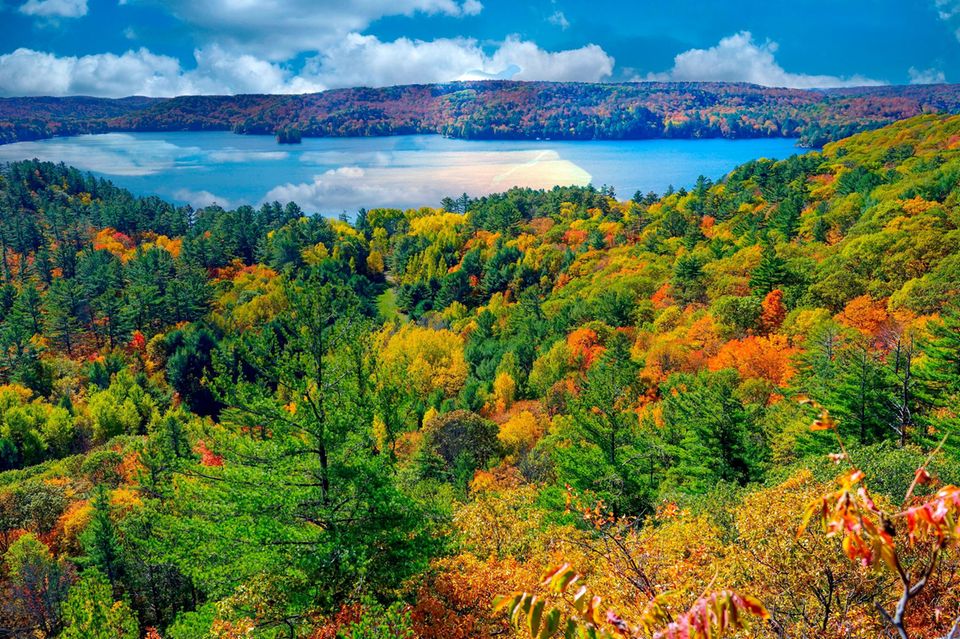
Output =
[{"x1": 0, "y1": 132, "x2": 807, "y2": 214}]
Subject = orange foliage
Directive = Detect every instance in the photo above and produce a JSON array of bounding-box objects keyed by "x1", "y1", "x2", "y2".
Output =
[
  {"x1": 901, "y1": 196, "x2": 938, "y2": 216},
  {"x1": 650, "y1": 283, "x2": 674, "y2": 309},
  {"x1": 563, "y1": 229, "x2": 588, "y2": 247},
  {"x1": 836, "y1": 294, "x2": 889, "y2": 336},
  {"x1": 196, "y1": 440, "x2": 224, "y2": 467},
  {"x1": 411, "y1": 555, "x2": 536, "y2": 639},
  {"x1": 708, "y1": 335, "x2": 797, "y2": 385},
  {"x1": 92, "y1": 228, "x2": 135, "y2": 259},
  {"x1": 567, "y1": 328, "x2": 604, "y2": 369},
  {"x1": 760, "y1": 289, "x2": 786, "y2": 334},
  {"x1": 700, "y1": 215, "x2": 716, "y2": 237}
]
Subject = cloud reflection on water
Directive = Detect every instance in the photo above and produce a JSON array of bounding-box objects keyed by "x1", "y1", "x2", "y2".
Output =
[
  {"x1": 0, "y1": 133, "x2": 592, "y2": 211},
  {"x1": 0, "y1": 132, "x2": 804, "y2": 214}
]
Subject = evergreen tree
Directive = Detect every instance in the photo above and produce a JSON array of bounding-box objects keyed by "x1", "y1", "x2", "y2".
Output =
[
  {"x1": 672, "y1": 254, "x2": 706, "y2": 305},
  {"x1": 43, "y1": 277, "x2": 84, "y2": 356},
  {"x1": 60, "y1": 570, "x2": 139, "y2": 639},
  {"x1": 660, "y1": 370, "x2": 760, "y2": 494},
  {"x1": 751, "y1": 243, "x2": 789, "y2": 294},
  {"x1": 174, "y1": 277, "x2": 434, "y2": 627},
  {"x1": 916, "y1": 309, "x2": 960, "y2": 456},
  {"x1": 829, "y1": 338, "x2": 894, "y2": 445},
  {"x1": 82, "y1": 485, "x2": 125, "y2": 592},
  {"x1": 555, "y1": 334, "x2": 648, "y2": 516}
]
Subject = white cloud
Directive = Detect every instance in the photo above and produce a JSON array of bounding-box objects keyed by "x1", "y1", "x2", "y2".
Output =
[
  {"x1": 548, "y1": 10, "x2": 570, "y2": 30},
  {"x1": 301, "y1": 34, "x2": 612, "y2": 87},
  {"x1": 153, "y1": 0, "x2": 485, "y2": 60},
  {"x1": 0, "y1": 46, "x2": 323, "y2": 97},
  {"x1": 19, "y1": 0, "x2": 87, "y2": 18},
  {"x1": 0, "y1": 35, "x2": 613, "y2": 97},
  {"x1": 0, "y1": 48, "x2": 179, "y2": 97},
  {"x1": 908, "y1": 66, "x2": 946, "y2": 84},
  {"x1": 490, "y1": 38, "x2": 612, "y2": 82},
  {"x1": 461, "y1": 0, "x2": 483, "y2": 15},
  {"x1": 935, "y1": 0, "x2": 960, "y2": 41},
  {"x1": 173, "y1": 188, "x2": 232, "y2": 209},
  {"x1": 935, "y1": 0, "x2": 960, "y2": 20},
  {"x1": 647, "y1": 31, "x2": 883, "y2": 89},
  {"x1": 263, "y1": 151, "x2": 590, "y2": 211}
]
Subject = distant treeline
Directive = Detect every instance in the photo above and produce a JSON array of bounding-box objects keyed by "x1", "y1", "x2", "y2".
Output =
[{"x1": 3, "y1": 80, "x2": 960, "y2": 147}]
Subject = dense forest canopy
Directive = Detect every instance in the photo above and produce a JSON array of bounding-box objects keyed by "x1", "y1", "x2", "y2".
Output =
[
  {"x1": 3, "y1": 80, "x2": 960, "y2": 147},
  {"x1": 0, "y1": 113, "x2": 959, "y2": 637}
]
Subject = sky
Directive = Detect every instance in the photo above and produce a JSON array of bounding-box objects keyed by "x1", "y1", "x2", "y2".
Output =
[{"x1": 0, "y1": 0, "x2": 958, "y2": 97}]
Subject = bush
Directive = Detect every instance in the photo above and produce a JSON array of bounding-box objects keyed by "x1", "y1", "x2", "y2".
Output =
[{"x1": 419, "y1": 410, "x2": 500, "y2": 483}]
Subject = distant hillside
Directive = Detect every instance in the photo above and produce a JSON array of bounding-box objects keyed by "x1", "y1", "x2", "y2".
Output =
[{"x1": 3, "y1": 80, "x2": 960, "y2": 146}]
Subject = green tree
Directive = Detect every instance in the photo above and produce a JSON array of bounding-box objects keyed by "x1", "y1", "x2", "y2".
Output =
[
  {"x1": 672, "y1": 254, "x2": 706, "y2": 305},
  {"x1": 751, "y1": 244, "x2": 788, "y2": 295},
  {"x1": 4, "y1": 532, "x2": 74, "y2": 636},
  {"x1": 174, "y1": 277, "x2": 433, "y2": 629},
  {"x1": 829, "y1": 338, "x2": 894, "y2": 445},
  {"x1": 916, "y1": 308, "x2": 960, "y2": 455},
  {"x1": 81, "y1": 485, "x2": 125, "y2": 591},
  {"x1": 43, "y1": 277, "x2": 85, "y2": 356},
  {"x1": 60, "y1": 570, "x2": 139, "y2": 639},
  {"x1": 660, "y1": 370, "x2": 761, "y2": 494},
  {"x1": 554, "y1": 334, "x2": 648, "y2": 515}
]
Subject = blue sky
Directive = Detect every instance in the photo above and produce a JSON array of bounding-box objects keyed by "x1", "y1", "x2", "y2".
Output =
[{"x1": 0, "y1": 0, "x2": 958, "y2": 97}]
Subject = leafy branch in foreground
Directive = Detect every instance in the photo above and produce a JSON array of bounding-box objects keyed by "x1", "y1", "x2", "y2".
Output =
[
  {"x1": 494, "y1": 564, "x2": 767, "y2": 639},
  {"x1": 799, "y1": 397, "x2": 960, "y2": 639}
]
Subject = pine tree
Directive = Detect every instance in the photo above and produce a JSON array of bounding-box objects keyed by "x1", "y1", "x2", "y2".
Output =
[
  {"x1": 828, "y1": 338, "x2": 894, "y2": 445},
  {"x1": 560, "y1": 334, "x2": 648, "y2": 516},
  {"x1": 60, "y1": 570, "x2": 139, "y2": 639},
  {"x1": 916, "y1": 309, "x2": 960, "y2": 455},
  {"x1": 82, "y1": 485, "x2": 125, "y2": 591},
  {"x1": 661, "y1": 370, "x2": 759, "y2": 494},
  {"x1": 751, "y1": 244, "x2": 788, "y2": 294},
  {"x1": 43, "y1": 277, "x2": 84, "y2": 356}
]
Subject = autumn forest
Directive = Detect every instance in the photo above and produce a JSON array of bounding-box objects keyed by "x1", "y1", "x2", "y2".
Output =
[{"x1": 1, "y1": 105, "x2": 960, "y2": 639}]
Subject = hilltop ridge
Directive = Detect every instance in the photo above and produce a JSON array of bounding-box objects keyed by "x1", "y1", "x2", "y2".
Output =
[{"x1": 3, "y1": 80, "x2": 960, "y2": 147}]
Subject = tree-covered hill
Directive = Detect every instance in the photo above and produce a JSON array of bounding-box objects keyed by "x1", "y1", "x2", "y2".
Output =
[
  {"x1": 3, "y1": 80, "x2": 960, "y2": 146},
  {"x1": 0, "y1": 114, "x2": 959, "y2": 637}
]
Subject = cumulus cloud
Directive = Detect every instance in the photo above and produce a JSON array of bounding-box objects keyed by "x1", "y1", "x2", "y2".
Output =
[
  {"x1": 934, "y1": 0, "x2": 960, "y2": 40},
  {"x1": 0, "y1": 35, "x2": 613, "y2": 97},
  {"x1": 1, "y1": 0, "x2": 614, "y2": 97},
  {"x1": 153, "y1": 0, "x2": 485, "y2": 60},
  {"x1": 19, "y1": 0, "x2": 87, "y2": 18},
  {"x1": 908, "y1": 66, "x2": 946, "y2": 84},
  {"x1": 302, "y1": 34, "x2": 613, "y2": 87},
  {"x1": 647, "y1": 31, "x2": 882, "y2": 89},
  {"x1": 0, "y1": 48, "x2": 181, "y2": 97},
  {"x1": 0, "y1": 46, "x2": 323, "y2": 97}
]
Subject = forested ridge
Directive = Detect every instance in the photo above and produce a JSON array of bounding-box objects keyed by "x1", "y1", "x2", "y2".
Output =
[
  {"x1": 0, "y1": 113, "x2": 959, "y2": 637},
  {"x1": 4, "y1": 80, "x2": 960, "y2": 147}
]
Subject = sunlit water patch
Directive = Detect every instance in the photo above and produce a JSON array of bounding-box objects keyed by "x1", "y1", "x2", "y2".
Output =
[{"x1": 0, "y1": 132, "x2": 807, "y2": 214}]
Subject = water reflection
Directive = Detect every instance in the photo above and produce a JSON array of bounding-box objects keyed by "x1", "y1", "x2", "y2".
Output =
[{"x1": 0, "y1": 132, "x2": 805, "y2": 214}]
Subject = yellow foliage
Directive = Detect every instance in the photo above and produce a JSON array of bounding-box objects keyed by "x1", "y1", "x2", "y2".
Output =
[
  {"x1": 301, "y1": 242, "x2": 330, "y2": 265},
  {"x1": 366, "y1": 250, "x2": 385, "y2": 274},
  {"x1": 491, "y1": 372, "x2": 516, "y2": 413},
  {"x1": 498, "y1": 410, "x2": 543, "y2": 454},
  {"x1": 378, "y1": 325, "x2": 468, "y2": 398}
]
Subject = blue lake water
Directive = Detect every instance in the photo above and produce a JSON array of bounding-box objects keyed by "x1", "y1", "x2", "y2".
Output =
[{"x1": 0, "y1": 132, "x2": 808, "y2": 214}]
